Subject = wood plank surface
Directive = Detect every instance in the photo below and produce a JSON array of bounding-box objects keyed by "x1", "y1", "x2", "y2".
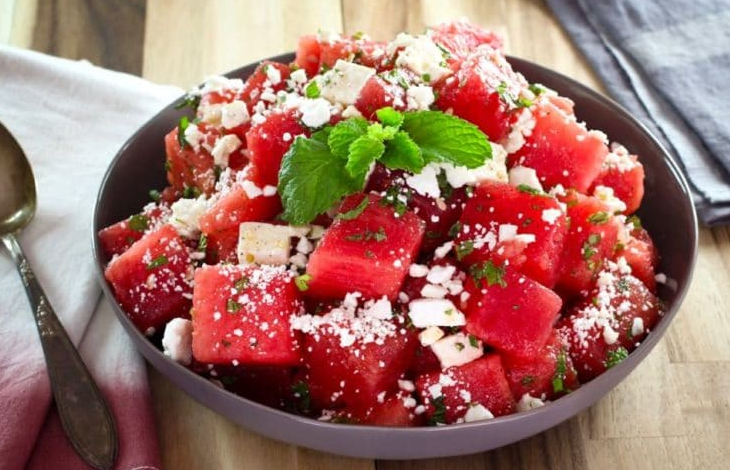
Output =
[{"x1": 1, "y1": 0, "x2": 727, "y2": 468}]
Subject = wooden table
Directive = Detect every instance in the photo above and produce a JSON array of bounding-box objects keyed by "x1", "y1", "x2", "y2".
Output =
[{"x1": 3, "y1": 1, "x2": 728, "y2": 468}]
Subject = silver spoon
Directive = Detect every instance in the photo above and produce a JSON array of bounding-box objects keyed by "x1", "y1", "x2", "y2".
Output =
[{"x1": 0, "y1": 122, "x2": 117, "y2": 469}]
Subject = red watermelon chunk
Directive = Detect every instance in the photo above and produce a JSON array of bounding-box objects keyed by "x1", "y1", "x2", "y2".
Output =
[
  {"x1": 98, "y1": 205, "x2": 169, "y2": 258},
  {"x1": 435, "y1": 46, "x2": 527, "y2": 141},
  {"x1": 246, "y1": 110, "x2": 307, "y2": 186},
  {"x1": 205, "y1": 364, "x2": 294, "y2": 409},
  {"x1": 615, "y1": 226, "x2": 658, "y2": 292},
  {"x1": 557, "y1": 194, "x2": 622, "y2": 297},
  {"x1": 239, "y1": 61, "x2": 291, "y2": 113},
  {"x1": 355, "y1": 75, "x2": 407, "y2": 119},
  {"x1": 294, "y1": 34, "x2": 387, "y2": 77},
  {"x1": 164, "y1": 124, "x2": 222, "y2": 196},
  {"x1": 509, "y1": 100, "x2": 608, "y2": 193},
  {"x1": 502, "y1": 329, "x2": 579, "y2": 401},
  {"x1": 464, "y1": 265, "x2": 562, "y2": 358},
  {"x1": 428, "y1": 20, "x2": 504, "y2": 59},
  {"x1": 104, "y1": 224, "x2": 193, "y2": 333},
  {"x1": 204, "y1": 227, "x2": 239, "y2": 265},
  {"x1": 415, "y1": 355, "x2": 515, "y2": 424},
  {"x1": 296, "y1": 303, "x2": 417, "y2": 413},
  {"x1": 191, "y1": 264, "x2": 304, "y2": 366},
  {"x1": 305, "y1": 193, "x2": 425, "y2": 301},
  {"x1": 358, "y1": 391, "x2": 423, "y2": 427},
  {"x1": 558, "y1": 265, "x2": 662, "y2": 382},
  {"x1": 455, "y1": 181, "x2": 567, "y2": 288},
  {"x1": 591, "y1": 144, "x2": 645, "y2": 214}
]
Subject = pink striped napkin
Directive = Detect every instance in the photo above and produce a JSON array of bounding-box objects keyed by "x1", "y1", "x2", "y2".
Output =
[{"x1": 0, "y1": 45, "x2": 181, "y2": 470}]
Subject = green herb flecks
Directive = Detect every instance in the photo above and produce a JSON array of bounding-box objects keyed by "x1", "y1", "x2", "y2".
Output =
[
  {"x1": 128, "y1": 214, "x2": 148, "y2": 232},
  {"x1": 605, "y1": 347, "x2": 629, "y2": 369},
  {"x1": 469, "y1": 260, "x2": 507, "y2": 288},
  {"x1": 295, "y1": 274, "x2": 312, "y2": 291},
  {"x1": 428, "y1": 395, "x2": 447, "y2": 426}
]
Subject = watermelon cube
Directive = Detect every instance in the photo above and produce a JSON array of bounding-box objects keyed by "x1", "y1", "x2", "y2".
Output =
[
  {"x1": 435, "y1": 47, "x2": 526, "y2": 141},
  {"x1": 164, "y1": 125, "x2": 222, "y2": 196},
  {"x1": 355, "y1": 76, "x2": 406, "y2": 119},
  {"x1": 615, "y1": 226, "x2": 658, "y2": 292},
  {"x1": 203, "y1": 364, "x2": 294, "y2": 409},
  {"x1": 239, "y1": 61, "x2": 291, "y2": 113},
  {"x1": 464, "y1": 265, "x2": 562, "y2": 358},
  {"x1": 428, "y1": 20, "x2": 504, "y2": 60},
  {"x1": 591, "y1": 146, "x2": 645, "y2": 214},
  {"x1": 415, "y1": 355, "x2": 515, "y2": 424},
  {"x1": 558, "y1": 267, "x2": 662, "y2": 381},
  {"x1": 358, "y1": 391, "x2": 423, "y2": 427},
  {"x1": 98, "y1": 205, "x2": 168, "y2": 258},
  {"x1": 509, "y1": 100, "x2": 608, "y2": 193},
  {"x1": 455, "y1": 181, "x2": 567, "y2": 287},
  {"x1": 305, "y1": 193, "x2": 425, "y2": 301},
  {"x1": 501, "y1": 329, "x2": 579, "y2": 401},
  {"x1": 297, "y1": 307, "x2": 417, "y2": 413},
  {"x1": 191, "y1": 264, "x2": 304, "y2": 366},
  {"x1": 104, "y1": 224, "x2": 193, "y2": 333},
  {"x1": 246, "y1": 110, "x2": 307, "y2": 186},
  {"x1": 556, "y1": 194, "x2": 622, "y2": 297}
]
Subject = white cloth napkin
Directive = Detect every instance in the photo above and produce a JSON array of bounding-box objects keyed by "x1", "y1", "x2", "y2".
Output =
[{"x1": 0, "y1": 45, "x2": 181, "y2": 470}]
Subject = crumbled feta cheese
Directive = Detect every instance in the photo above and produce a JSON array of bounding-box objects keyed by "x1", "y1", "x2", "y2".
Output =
[
  {"x1": 266, "y1": 65, "x2": 282, "y2": 84},
  {"x1": 516, "y1": 393, "x2": 545, "y2": 412},
  {"x1": 434, "y1": 241, "x2": 453, "y2": 259},
  {"x1": 501, "y1": 108, "x2": 536, "y2": 153},
  {"x1": 631, "y1": 317, "x2": 645, "y2": 337},
  {"x1": 296, "y1": 236, "x2": 314, "y2": 254},
  {"x1": 262, "y1": 185, "x2": 278, "y2": 197},
  {"x1": 509, "y1": 165, "x2": 543, "y2": 191},
  {"x1": 398, "y1": 379, "x2": 416, "y2": 392},
  {"x1": 655, "y1": 273, "x2": 667, "y2": 284},
  {"x1": 409, "y1": 263, "x2": 429, "y2": 278},
  {"x1": 299, "y1": 98, "x2": 332, "y2": 128},
  {"x1": 341, "y1": 105, "x2": 363, "y2": 118},
  {"x1": 201, "y1": 75, "x2": 244, "y2": 95},
  {"x1": 408, "y1": 299, "x2": 465, "y2": 328},
  {"x1": 498, "y1": 224, "x2": 518, "y2": 242},
  {"x1": 541, "y1": 208, "x2": 562, "y2": 225},
  {"x1": 464, "y1": 404, "x2": 494, "y2": 422},
  {"x1": 241, "y1": 180, "x2": 263, "y2": 199},
  {"x1": 317, "y1": 60, "x2": 375, "y2": 105},
  {"x1": 162, "y1": 318, "x2": 193, "y2": 365},
  {"x1": 420, "y1": 283, "x2": 449, "y2": 299},
  {"x1": 221, "y1": 100, "x2": 250, "y2": 129},
  {"x1": 290, "y1": 68, "x2": 308, "y2": 84},
  {"x1": 430, "y1": 333, "x2": 483, "y2": 368},
  {"x1": 406, "y1": 85, "x2": 435, "y2": 110},
  {"x1": 211, "y1": 134, "x2": 242, "y2": 167},
  {"x1": 170, "y1": 196, "x2": 208, "y2": 239},
  {"x1": 405, "y1": 163, "x2": 440, "y2": 198},
  {"x1": 593, "y1": 185, "x2": 627, "y2": 214},
  {"x1": 426, "y1": 265, "x2": 456, "y2": 285},
  {"x1": 418, "y1": 326, "x2": 445, "y2": 346},
  {"x1": 183, "y1": 123, "x2": 204, "y2": 151},
  {"x1": 387, "y1": 33, "x2": 451, "y2": 83},
  {"x1": 603, "y1": 324, "x2": 619, "y2": 345},
  {"x1": 237, "y1": 222, "x2": 306, "y2": 265},
  {"x1": 364, "y1": 297, "x2": 393, "y2": 320}
]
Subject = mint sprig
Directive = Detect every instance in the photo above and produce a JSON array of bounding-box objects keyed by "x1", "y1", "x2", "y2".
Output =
[{"x1": 278, "y1": 107, "x2": 492, "y2": 225}]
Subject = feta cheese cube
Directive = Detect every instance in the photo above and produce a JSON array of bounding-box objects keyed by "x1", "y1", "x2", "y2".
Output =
[
  {"x1": 408, "y1": 299, "x2": 466, "y2": 328},
  {"x1": 237, "y1": 222, "x2": 304, "y2": 265},
  {"x1": 211, "y1": 134, "x2": 242, "y2": 167},
  {"x1": 509, "y1": 165, "x2": 543, "y2": 192},
  {"x1": 387, "y1": 33, "x2": 451, "y2": 83},
  {"x1": 299, "y1": 98, "x2": 332, "y2": 128},
  {"x1": 221, "y1": 100, "x2": 250, "y2": 129},
  {"x1": 418, "y1": 326, "x2": 445, "y2": 346},
  {"x1": 430, "y1": 333, "x2": 483, "y2": 368},
  {"x1": 516, "y1": 393, "x2": 545, "y2": 412},
  {"x1": 170, "y1": 196, "x2": 208, "y2": 239},
  {"x1": 317, "y1": 60, "x2": 376, "y2": 105},
  {"x1": 464, "y1": 403, "x2": 494, "y2": 422}
]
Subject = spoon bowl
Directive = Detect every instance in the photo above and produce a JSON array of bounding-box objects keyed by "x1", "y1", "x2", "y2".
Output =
[
  {"x1": 0, "y1": 121, "x2": 118, "y2": 470},
  {"x1": 0, "y1": 124, "x2": 35, "y2": 234}
]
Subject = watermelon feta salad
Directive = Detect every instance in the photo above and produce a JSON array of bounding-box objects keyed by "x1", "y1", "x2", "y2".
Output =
[{"x1": 100, "y1": 20, "x2": 666, "y2": 426}]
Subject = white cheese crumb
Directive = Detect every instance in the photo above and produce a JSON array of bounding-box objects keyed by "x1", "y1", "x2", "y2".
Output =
[
  {"x1": 431, "y1": 333, "x2": 483, "y2": 368},
  {"x1": 341, "y1": 105, "x2": 363, "y2": 118},
  {"x1": 408, "y1": 299, "x2": 465, "y2": 328},
  {"x1": 406, "y1": 85, "x2": 435, "y2": 110},
  {"x1": 221, "y1": 100, "x2": 250, "y2": 129},
  {"x1": 211, "y1": 134, "x2": 242, "y2": 167},
  {"x1": 509, "y1": 165, "x2": 543, "y2": 192},
  {"x1": 631, "y1": 317, "x2": 645, "y2": 337},
  {"x1": 299, "y1": 98, "x2": 332, "y2": 128},
  {"x1": 603, "y1": 324, "x2": 619, "y2": 345},
  {"x1": 405, "y1": 163, "x2": 440, "y2": 198},
  {"x1": 418, "y1": 326, "x2": 445, "y2": 346},
  {"x1": 162, "y1": 318, "x2": 193, "y2": 366},
  {"x1": 409, "y1": 263, "x2": 429, "y2": 278},
  {"x1": 169, "y1": 196, "x2": 208, "y2": 239},
  {"x1": 266, "y1": 65, "x2": 282, "y2": 84},
  {"x1": 183, "y1": 123, "x2": 204, "y2": 151},
  {"x1": 317, "y1": 60, "x2": 375, "y2": 105},
  {"x1": 426, "y1": 265, "x2": 456, "y2": 285},
  {"x1": 593, "y1": 185, "x2": 627, "y2": 214},
  {"x1": 387, "y1": 33, "x2": 452, "y2": 83},
  {"x1": 516, "y1": 393, "x2": 545, "y2": 412},
  {"x1": 464, "y1": 403, "x2": 494, "y2": 422},
  {"x1": 237, "y1": 222, "x2": 303, "y2": 265},
  {"x1": 541, "y1": 208, "x2": 562, "y2": 225},
  {"x1": 398, "y1": 379, "x2": 416, "y2": 392},
  {"x1": 420, "y1": 283, "x2": 449, "y2": 299}
]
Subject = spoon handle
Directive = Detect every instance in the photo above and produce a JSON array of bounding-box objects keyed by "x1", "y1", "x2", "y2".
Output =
[{"x1": 1, "y1": 234, "x2": 118, "y2": 470}]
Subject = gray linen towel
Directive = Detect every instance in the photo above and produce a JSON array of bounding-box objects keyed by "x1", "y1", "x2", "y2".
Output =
[{"x1": 545, "y1": 0, "x2": 730, "y2": 225}]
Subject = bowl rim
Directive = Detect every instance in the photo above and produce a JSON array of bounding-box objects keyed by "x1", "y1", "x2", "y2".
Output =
[{"x1": 91, "y1": 51, "x2": 699, "y2": 453}]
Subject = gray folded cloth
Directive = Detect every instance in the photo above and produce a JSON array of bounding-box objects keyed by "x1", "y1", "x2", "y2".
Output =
[{"x1": 545, "y1": 0, "x2": 730, "y2": 225}]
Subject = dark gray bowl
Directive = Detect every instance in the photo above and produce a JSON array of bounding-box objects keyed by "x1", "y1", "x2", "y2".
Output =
[{"x1": 92, "y1": 53, "x2": 698, "y2": 459}]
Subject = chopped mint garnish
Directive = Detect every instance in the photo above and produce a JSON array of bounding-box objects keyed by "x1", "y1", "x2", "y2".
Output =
[
  {"x1": 469, "y1": 260, "x2": 507, "y2": 288},
  {"x1": 128, "y1": 214, "x2": 148, "y2": 232},
  {"x1": 146, "y1": 255, "x2": 168, "y2": 270},
  {"x1": 295, "y1": 274, "x2": 312, "y2": 291},
  {"x1": 605, "y1": 347, "x2": 629, "y2": 369}
]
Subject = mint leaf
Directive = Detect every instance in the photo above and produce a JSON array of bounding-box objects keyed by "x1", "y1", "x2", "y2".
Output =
[
  {"x1": 345, "y1": 135, "x2": 384, "y2": 178},
  {"x1": 328, "y1": 118, "x2": 368, "y2": 159},
  {"x1": 376, "y1": 107, "x2": 404, "y2": 128},
  {"x1": 177, "y1": 116, "x2": 190, "y2": 148},
  {"x1": 401, "y1": 111, "x2": 491, "y2": 168},
  {"x1": 367, "y1": 122, "x2": 398, "y2": 141},
  {"x1": 305, "y1": 81, "x2": 320, "y2": 98},
  {"x1": 380, "y1": 131, "x2": 423, "y2": 172},
  {"x1": 278, "y1": 132, "x2": 362, "y2": 224}
]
